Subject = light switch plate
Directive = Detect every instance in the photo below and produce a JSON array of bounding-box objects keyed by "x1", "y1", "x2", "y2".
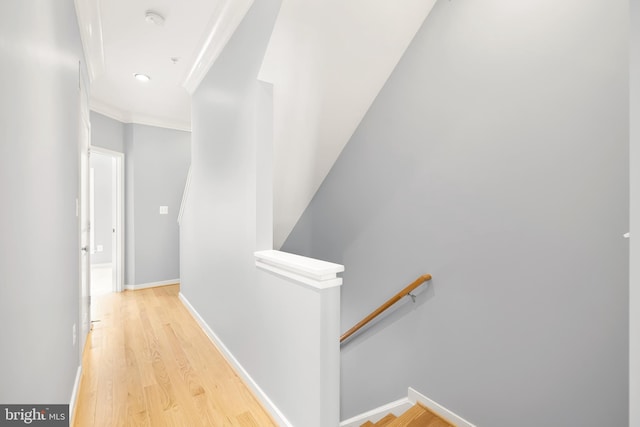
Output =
[{"x1": 160, "y1": 206, "x2": 169, "y2": 215}]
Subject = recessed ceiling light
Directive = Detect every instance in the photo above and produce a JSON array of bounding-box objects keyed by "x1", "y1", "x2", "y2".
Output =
[
  {"x1": 145, "y1": 10, "x2": 165, "y2": 26},
  {"x1": 134, "y1": 73, "x2": 151, "y2": 82}
]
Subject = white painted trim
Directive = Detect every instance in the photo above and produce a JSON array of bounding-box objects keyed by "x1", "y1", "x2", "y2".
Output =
[
  {"x1": 178, "y1": 167, "x2": 192, "y2": 225},
  {"x1": 127, "y1": 111, "x2": 191, "y2": 133},
  {"x1": 89, "y1": 145, "x2": 122, "y2": 158},
  {"x1": 90, "y1": 99, "x2": 191, "y2": 132},
  {"x1": 254, "y1": 250, "x2": 344, "y2": 289},
  {"x1": 69, "y1": 366, "x2": 82, "y2": 423},
  {"x1": 255, "y1": 260, "x2": 342, "y2": 289},
  {"x1": 408, "y1": 388, "x2": 476, "y2": 427},
  {"x1": 125, "y1": 279, "x2": 179, "y2": 291},
  {"x1": 339, "y1": 388, "x2": 476, "y2": 427},
  {"x1": 74, "y1": 0, "x2": 105, "y2": 82},
  {"x1": 339, "y1": 398, "x2": 412, "y2": 427},
  {"x1": 90, "y1": 262, "x2": 112, "y2": 269},
  {"x1": 78, "y1": 85, "x2": 92, "y2": 365},
  {"x1": 181, "y1": 0, "x2": 254, "y2": 94},
  {"x1": 90, "y1": 99, "x2": 128, "y2": 123},
  {"x1": 178, "y1": 292, "x2": 293, "y2": 427}
]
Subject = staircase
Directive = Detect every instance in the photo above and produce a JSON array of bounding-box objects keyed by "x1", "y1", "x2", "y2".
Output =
[{"x1": 360, "y1": 403, "x2": 455, "y2": 427}]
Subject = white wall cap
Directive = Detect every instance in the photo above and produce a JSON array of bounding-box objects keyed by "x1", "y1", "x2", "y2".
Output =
[{"x1": 254, "y1": 250, "x2": 344, "y2": 289}]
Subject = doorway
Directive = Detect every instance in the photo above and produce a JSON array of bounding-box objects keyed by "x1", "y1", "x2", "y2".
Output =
[{"x1": 89, "y1": 146, "x2": 124, "y2": 316}]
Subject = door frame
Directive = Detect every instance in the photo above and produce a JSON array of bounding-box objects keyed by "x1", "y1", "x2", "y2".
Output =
[
  {"x1": 90, "y1": 145, "x2": 125, "y2": 293},
  {"x1": 78, "y1": 72, "x2": 91, "y2": 360}
]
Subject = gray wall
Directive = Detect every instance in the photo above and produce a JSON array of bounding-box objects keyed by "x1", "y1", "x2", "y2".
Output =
[
  {"x1": 124, "y1": 124, "x2": 135, "y2": 286},
  {"x1": 90, "y1": 112, "x2": 190, "y2": 286},
  {"x1": 127, "y1": 124, "x2": 190, "y2": 285},
  {"x1": 282, "y1": 0, "x2": 629, "y2": 425},
  {"x1": 90, "y1": 111, "x2": 124, "y2": 153},
  {"x1": 0, "y1": 0, "x2": 85, "y2": 403},
  {"x1": 180, "y1": 0, "x2": 281, "y2": 416},
  {"x1": 91, "y1": 152, "x2": 113, "y2": 264}
]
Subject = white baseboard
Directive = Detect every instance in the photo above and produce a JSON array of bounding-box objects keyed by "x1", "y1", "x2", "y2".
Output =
[
  {"x1": 408, "y1": 387, "x2": 476, "y2": 427},
  {"x1": 340, "y1": 388, "x2": 476, "y2": 427},
  {"x1": 69, "y1": 365, "x2": 82, "y2": 423},
  {"x1": 125, "y1": 279, "x2": 179, "y2": 291},
  {"x1": 178, "y1": 292, "x2": 292, "y2": 427},
  {"x1": 340, "y1": 397, "x2": 412, "y2": 427}
]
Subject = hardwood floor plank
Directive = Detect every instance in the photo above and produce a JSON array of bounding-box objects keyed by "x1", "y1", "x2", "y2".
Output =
[
  {"x1": 93, "y1": 327, "x2": 115, "y2": 426},
  {"x1": 73, "y1": 285, "x2": 275, "y2": 426},
  {"x1": 72, "y1": 339, "x2": 97, "y2": 427},
  {"x1": 124, "y1": 325, "x2": 150, "y2": 426},
  {"x1": 130, "y1": 298, "x2": 157, "y2": 388},
  {"x1": 375, "y1": 413, "x2": 398, "y2": 426},
  {"x1": 143, "y1": 384, "x2": 169, "y2": 427},
  {"x1": 235, "y1": 411, "x2": 260, "y2": 426}
]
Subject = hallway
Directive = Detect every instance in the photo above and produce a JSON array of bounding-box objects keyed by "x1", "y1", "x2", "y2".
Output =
[{"x1": 73, "y1": 285, "x2": 275, "y2": 426}]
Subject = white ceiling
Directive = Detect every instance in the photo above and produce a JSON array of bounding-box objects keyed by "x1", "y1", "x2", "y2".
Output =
[{"x1": 75, "y1": 0, "x2": 252, "y2": 131}]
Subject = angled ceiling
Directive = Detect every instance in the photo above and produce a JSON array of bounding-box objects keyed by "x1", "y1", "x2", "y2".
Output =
[
  {"x1": 261, "y1": 0, "x2": 439, "y2": 248},
  {"x1": 76, "y1": 0, "x2": 438, "y2": 249}
]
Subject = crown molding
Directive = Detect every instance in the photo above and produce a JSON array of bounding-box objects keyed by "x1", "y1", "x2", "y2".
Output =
[
  {"x1": 90, "y1": 98, "x2": 127, "y2": 123},
  {"x1": 74, "y1": 0, "x2": 105, "y2": 82},
  {"x1": 181, "y1": 0, "x2": 254, "y2": 94},
  {"x1": 90, "y1": 98, "x2": 191, "y2": 132},
  {"x1": 128, "y1": 111, "x2": 191, "y2": 132}
]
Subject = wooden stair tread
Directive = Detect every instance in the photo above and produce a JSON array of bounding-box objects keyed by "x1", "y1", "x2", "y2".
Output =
[
  {"x1": 386, "y1": 403, "x2": 455, "y2": 427},
  {"x1": 360, "y1": 413, "x2": 398, "y2": 427},
  {"x1": 375, "y1": 413, "x2": 398, "y2": 426}
]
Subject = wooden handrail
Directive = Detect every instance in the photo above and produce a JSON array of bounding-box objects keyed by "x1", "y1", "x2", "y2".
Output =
[{"x1": 340, "y1": 274, "x2": 432, "y2": 343}]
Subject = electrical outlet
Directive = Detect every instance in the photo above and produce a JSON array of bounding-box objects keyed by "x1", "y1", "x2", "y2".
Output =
[
  {"x1": 72, "y1": 324, "x2": 77, "y2": 346},
  {"x1": 97, "y1": 245, "x2": 104, "y2": 252},
  {"x1": 159, "y1": 206, "x2": 168, "y2": 215}
]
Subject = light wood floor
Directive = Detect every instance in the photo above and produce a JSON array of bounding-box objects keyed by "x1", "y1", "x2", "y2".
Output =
[{"x1": 73, "y1": 285, "x2": 276, "y2": 427}]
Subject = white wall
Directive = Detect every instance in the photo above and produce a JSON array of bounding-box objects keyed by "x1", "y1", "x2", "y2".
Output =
[
  {"x1": 181, "y1": 17, "x2": 342, "y2": 415},
  {"x1": 252, "y1": 268, "x2": 340, "y2": 426},
  {"x1": 181, "y1": 0, "x2": 279, "y2": 362},
  {"x1": 180, "y1": 0, "x2": 332, "y2": 422},
  {"x1": 0, "y1": 0, "x2": 86, "y2": 403}
]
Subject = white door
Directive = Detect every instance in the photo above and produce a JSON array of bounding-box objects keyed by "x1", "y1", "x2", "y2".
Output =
[{"x1": 78, "y1": 74, "x2": 91, "y2": 357}]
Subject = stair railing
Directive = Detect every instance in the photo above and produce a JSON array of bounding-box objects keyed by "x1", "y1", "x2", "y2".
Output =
[{"x1": 340, "y1": 274, "x2": 432, "y2": 343}]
